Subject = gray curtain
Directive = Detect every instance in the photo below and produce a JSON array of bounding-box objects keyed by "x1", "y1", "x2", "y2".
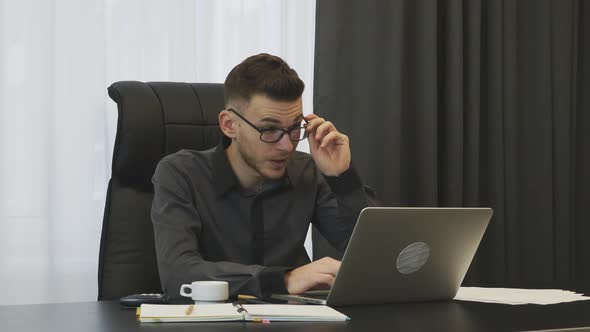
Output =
[{"x1": 314, "y1": 0, "x2": 590, "y2": 291}]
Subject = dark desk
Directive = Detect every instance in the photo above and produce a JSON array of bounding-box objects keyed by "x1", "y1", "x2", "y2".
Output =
[{"x1": 2, "y1": 300, "x2": 590, "y2": 332}]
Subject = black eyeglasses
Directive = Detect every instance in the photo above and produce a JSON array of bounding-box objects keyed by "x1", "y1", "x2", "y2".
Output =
[{"x1": 228, "y1": 108, "x2": 308, "y2": 143}]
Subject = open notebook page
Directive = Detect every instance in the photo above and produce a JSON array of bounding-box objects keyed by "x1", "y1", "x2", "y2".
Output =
[{"x1": 139, "y1": 303, "x2": 242, "y2": 322}]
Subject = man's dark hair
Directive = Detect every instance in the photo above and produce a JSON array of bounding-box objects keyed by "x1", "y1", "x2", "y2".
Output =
[{"x1": 224, "y1": 53, "x2": 305, "y2": 106}]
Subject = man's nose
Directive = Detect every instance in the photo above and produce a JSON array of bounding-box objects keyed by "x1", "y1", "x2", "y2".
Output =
[{"x1": 275, "y1": 132, "x2": 294, "y2": 152}]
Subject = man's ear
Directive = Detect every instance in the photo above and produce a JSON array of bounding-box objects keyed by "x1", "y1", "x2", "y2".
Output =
[{"x1": 219, "y1": 110, "x2": 237, "y2": 138}]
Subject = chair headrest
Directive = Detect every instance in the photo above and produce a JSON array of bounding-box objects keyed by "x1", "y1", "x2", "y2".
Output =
[{"x1": 107, "y1": 81, "x2": 224, "y2": 191}]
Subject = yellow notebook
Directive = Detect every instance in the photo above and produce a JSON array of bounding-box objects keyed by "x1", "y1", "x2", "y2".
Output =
[{"x1": 138, "y1": 303, "x2": 349, "y2": 323}]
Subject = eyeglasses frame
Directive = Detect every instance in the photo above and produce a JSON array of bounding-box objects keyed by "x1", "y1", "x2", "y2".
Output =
[{"x1": 227, "y1": 108, "x2": 309, "y2": 143}]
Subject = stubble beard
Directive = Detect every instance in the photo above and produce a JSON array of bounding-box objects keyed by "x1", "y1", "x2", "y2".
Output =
[{"x1": 238, "y1": 143, "x2": 288, "y2": 181}]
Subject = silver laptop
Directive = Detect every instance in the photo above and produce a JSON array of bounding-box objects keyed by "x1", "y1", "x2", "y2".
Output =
[{"x1": 273, "y1": 207, "x2": 493, "y2": 306}]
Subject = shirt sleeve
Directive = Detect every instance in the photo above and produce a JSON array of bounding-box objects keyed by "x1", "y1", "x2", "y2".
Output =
[
  {"x1": 312, "y1": 165, "x2": 379, "y2": 253},
  {"x1": 151, "y1": 159, "x2": 290, "y2": 298}
]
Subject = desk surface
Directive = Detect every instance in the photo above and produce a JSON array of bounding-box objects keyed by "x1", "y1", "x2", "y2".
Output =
[{"x1": 2, "y1": 300, "x2": 590, "y2": 332}]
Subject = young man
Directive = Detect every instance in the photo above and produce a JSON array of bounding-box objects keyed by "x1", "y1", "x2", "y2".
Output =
[{"x1": 151, "y1": 53, "x2": 374, "y2": 298}]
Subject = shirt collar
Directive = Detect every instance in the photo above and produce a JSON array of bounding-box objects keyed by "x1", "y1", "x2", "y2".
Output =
[{"x1": 212, "y1": 135, "x2": 294, "y2": 197}]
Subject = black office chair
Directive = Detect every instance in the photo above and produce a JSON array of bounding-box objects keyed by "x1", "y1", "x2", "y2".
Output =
[
  {"x1": 97, "y1": 81, "x2": 343, "y2": 301},
  {"x1": 97, "y1": 81, "x2": 224, "y2": 300}
]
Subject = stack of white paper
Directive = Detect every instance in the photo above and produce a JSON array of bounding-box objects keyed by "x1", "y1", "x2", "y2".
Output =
[{"x1": 455, "y1": 287, "x2": 590, "y2": 305}]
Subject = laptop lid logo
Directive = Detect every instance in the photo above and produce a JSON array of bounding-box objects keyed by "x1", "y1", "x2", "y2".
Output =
[{"x1": 396, "y1": 242, "x2": 430, "y2": 274}]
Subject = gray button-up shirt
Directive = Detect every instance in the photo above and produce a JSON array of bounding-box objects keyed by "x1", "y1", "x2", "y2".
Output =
[{"x1": 151, "y1": 137, "x2": 372, "y2": 298}]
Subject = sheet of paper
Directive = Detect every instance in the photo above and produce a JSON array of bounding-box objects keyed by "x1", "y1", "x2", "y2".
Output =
[
  {"x1": 455, "y1": 287, "x2": 590, "y2": 305},
  {"x1": 242, "y1": 304, "x2": 349, "y2": 321}
]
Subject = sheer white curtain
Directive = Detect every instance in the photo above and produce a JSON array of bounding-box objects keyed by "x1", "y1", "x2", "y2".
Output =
[{"x1": 0, "y1": 0, "x2": 315, "y2": 305}]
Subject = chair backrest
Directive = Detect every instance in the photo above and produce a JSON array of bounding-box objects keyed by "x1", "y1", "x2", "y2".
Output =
[{"x1": 97, "y1": 81, "x2": 224, "y2": 300}]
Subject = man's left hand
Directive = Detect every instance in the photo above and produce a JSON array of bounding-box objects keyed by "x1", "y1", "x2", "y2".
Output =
[{"x1": 304, "y1": 114, "x2": 351, "y2": 176}]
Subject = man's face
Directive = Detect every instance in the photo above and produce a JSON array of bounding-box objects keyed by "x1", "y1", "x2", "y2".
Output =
[{"x1": 233, "y1": 94, "x2": 304, "y2": 181}]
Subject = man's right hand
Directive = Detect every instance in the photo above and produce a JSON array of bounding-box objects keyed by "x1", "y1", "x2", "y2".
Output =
[{"x1": 284, "y1": 257, "x2": 341, "y2": 294}]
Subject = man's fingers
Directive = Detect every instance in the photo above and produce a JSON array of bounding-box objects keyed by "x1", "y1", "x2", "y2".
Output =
[
  {"x1": 314, "y1": 121, "x2": 335, "y2": 141},
  {"x1": 304, "y1": 113, "x2": 319, "y2": 122},
  {"x1": 319, "y1": 131, "x2": 347, "y2": 149},
  {"x1": 319, "y1": 256, "x2": 341, "y2": 267},
  {"x1": 311, "y1": 257, "x2": 341, "y2": 276},
  {"x1": 285, "y1": 258, "x2": 342, "y2": 294},
  {"x1": 314, "y1": 273, "x2": 336, "y2": 288},
  {"x1": 305, "y1": 116, "x2": 325, "y2": 133},
  {"x1": 304, "y1": 117, "x2": 346, "y2": 152},
  {"x1": 319, "y1": 257, "x2": 342, "y2": 270},
  {"x1": 292, "y1": 273, "x2": 335, "y2": 294}
]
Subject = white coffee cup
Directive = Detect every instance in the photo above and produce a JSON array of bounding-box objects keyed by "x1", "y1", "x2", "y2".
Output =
[{"x1": 180, "y1": 281, "x2": 229, "y2": 303}]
